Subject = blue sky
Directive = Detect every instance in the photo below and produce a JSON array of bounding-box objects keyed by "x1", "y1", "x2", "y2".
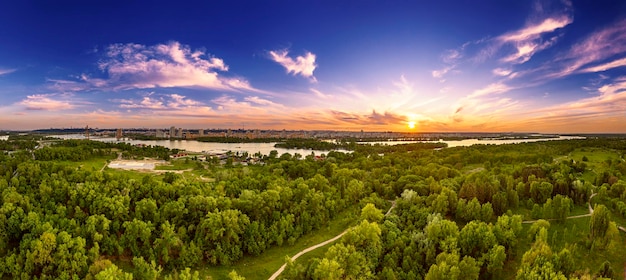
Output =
[{"x1": 1, "y1": 0, "x2": 625, "y2": 132}]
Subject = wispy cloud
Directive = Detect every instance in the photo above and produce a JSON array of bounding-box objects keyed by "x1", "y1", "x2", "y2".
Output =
[
  {"x1": 431, "y1": 66, "x2": 454, "y2": 80},
  {"x1": 212, "y1": 95, "x2": 288, "y2": 114},
  {"x1": 545, "y1": 19, "x2": 626, "y2": 78},
  {"x1": 117, "y1": 96, "x2": 166, "y2": 110},
  {"x1": 492, "y1": 68, "x2": 513, "y2": 77},
  {"x1": 115, "y1": 93, "x2": 210, "y2": 113},
  {"x1": 498, "y1": 16, "x2": 571, "y2": 64},
  {"x1": 268, "y1": 49, "x2": 317, "y2": 82},
  {"x1": 580, "y1": 57, "x2": 626, "y2": 73},
  {"x1": 0, "y1": 68, "x2": 16, "y2": 76},
  {"x1": 18, "y1": 94, "x2": 75, "y2": 111},
  {"x1": 468, "y1": 82, "x2": 512, "y2": 98},
  {"x1": 310, "y1": 88, "x2": 332, "y2": 99},
  {"x1": 499, "y1": 16, "x2": 572, "y2": 42},
  {"x1": 330, "y1": 110, "x2": 405, "y2": 126}
]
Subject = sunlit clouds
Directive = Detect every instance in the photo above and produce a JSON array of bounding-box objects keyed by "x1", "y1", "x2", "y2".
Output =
[
  {"x1": 18, "y1": 94, "x2": 75, "y2": 111},
  {"x1": 0, "y1": 68, "x2": 16, "y2": 76},
  {"x1": 1, "y1": 1, "x2": 626, "y2": 133},
  {"x1": 268, "y1": 49, "x2": 317, "y2": 82}
]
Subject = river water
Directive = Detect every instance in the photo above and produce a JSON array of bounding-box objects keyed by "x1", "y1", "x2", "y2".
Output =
[
  {"x1": 361, "y1": 136, "x2": 585, "y2": 148},
  {"x1": 0, "y1": 136, "x2": 8, "y2": 141},
  {"x1": 51, "y1": 134, "x2": 584, "y2": 155}
]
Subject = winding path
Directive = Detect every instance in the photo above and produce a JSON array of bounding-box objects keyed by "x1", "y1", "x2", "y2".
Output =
[
  {"x1": 268, "y1": 201, "x2": 397, "y2": 280},
  {"x1": 522, "y1": 193, "x2": 596, "y2": 224},
  {"x1": 521, "y1": 193, "x2": 626, "y2": 233},
  {"x1": 268, "y1": 229, "x2": 348, "y2": 280}
]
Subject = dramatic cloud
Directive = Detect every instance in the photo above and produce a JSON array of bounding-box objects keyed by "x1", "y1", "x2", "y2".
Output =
[
  {"x1": 499, "y1": 16, "x2": 572, "y2": 42},
  {"x1": 18, "y1": 94, "x2": 74, "y2": 111},
  {"x1": 510, "y1": 76, "x2": 626, "y2": 132},
  {"x1": 76, "y1": 41, "x2": 256, "y2": 92},
  {"x1": 269, "y1": 49, "x2": 317, "y2": 81},
  {"x1": 498, "y1": 16, "x2": 571, "y2": 64},
  {"x1": 547, "y1": 19, "x2": 626, "y2": 78},
  {"x1": 329, "y1": 110, "x2": 405, "y2": 125}
]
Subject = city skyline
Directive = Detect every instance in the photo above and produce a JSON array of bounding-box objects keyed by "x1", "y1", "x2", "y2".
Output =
[{"x1": 1, "y1": 1, "x2": 626, "y2": 133}]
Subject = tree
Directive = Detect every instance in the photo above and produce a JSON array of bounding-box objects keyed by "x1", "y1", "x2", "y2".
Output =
[
  {"x1": 597, "y1": 261, "x2": 614, "y2": 279},
  {"x1": 515, "y1": 228, "x2": 566, "y2": 280},
  {"x1": 228, "y1": 270, "x2": 246, "y2": 280},
  {"x1": 589, "y1": 204, "x2": 610, "y2": 247},
  {"x1": 360, "y1": 203, "x2": 384, "y2": 223},
  {"x1": 132, "y1": 257, "x2": 162, "y2": 280},
  {"x1": 530, "y1": 181, "x2": 553, "y2": 204},
  {"x1": 313, "y1": 258, "x2": 344, "y2": 280},
  {"x1": 493, "y1": 215, "x2": 522, "y2": 251},
  {"x1": 458, "y1": 221, "x2": 497, "y2": 260},
  {"x1": 425, "y1": 252, "x2": 479, "y2": 280},
  {"x1": 94, "y1": 264, "x2": 133, "y2": 280}
]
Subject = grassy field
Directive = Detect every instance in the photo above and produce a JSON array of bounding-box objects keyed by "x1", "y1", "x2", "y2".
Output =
[
  {"x1": 110, "y1": 207, "x2": 358, "y2": 279},
  {"x1": 53, "y1": 156, "x2": 113, "y2": 171},
  {"x1": 195, "y1": 208, "x2": 357, "y2": 279},
  {"x1": 155, "y1": 158, "x2": 200, "y2": 170},
  {"x1": 504, "y1": 216, "x2": 626, "y2": 279}
]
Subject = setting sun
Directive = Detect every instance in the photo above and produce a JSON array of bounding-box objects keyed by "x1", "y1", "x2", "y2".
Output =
[{"x1": 408, "y1": 121, "x2": 416, "y2": 129}]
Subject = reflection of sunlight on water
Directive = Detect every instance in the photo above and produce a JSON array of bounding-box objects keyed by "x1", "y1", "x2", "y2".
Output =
[
  {"x1": 51, "y1": 134, "x2": 585, "y2": 155},
  {"x1": 362, "y1": 136, "x2": 585, "y2": 148},
  {"x1": 51, "y1": 134, "x2": 343, "y2": 156}
]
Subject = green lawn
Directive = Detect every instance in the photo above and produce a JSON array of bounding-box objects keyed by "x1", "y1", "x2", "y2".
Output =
[
  {"x1": 110, "y1": 208, "x2": 357, "y2": 280},
  {"x1": 155, "y1": 158, "x2": 200, "y2": 170},
  {"x1": 504, "y1": 216, "x2": 626, "y2": 279},
  {"x1": 53, "y1": 156, "x2": 113, "y2": 171},
  {"x1": 570, "y1": 148, "x2": 621, "y2": 166}
]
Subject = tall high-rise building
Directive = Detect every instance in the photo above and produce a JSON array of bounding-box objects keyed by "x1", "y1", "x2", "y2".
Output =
[
  {"x1": 115, "y1": 128, "x2": 123, "y2": 140},
  {"x1": 199, "y1": 129, "x2": 204, "y2": 136},
  {"x1": 170, "y1": 126, "x2": 176, "y2": 138},
  {"x1": 176, "y1": 128, "x2": 183, "y2": 138}
]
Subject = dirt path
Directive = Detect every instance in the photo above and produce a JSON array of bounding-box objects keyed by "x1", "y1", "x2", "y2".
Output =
[
  {"x1": 268, "y1": 229, "x2": 348, "y2": 280},
  {"x1": 268, "y1": 202, "x2": 396, "y2": 280},
  {"x1": 385, "y1": 199, "x2": 397, "y2": 216},
  {"x1": 523, "y1": 192, "x2": 596, "y2": 224}
]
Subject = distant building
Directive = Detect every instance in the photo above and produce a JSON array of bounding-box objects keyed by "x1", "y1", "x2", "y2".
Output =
[
  {"x1": 176, "y1": 128, "x2": 183, "y2": 138},
  {"x1": 155, "y1": 129, "x2": 166, "y2": 138},
  {"x1": 115, "y1": 128, "x2": 123, "y2": 140},
  {"x1": 199, "y1": 129, "x2": 204, "y2": 137},
  {"x1": 169, "y1": 126, "x2": 176, "y2": 138}
]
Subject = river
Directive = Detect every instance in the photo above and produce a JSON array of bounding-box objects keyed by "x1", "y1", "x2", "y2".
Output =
[
  {"x1": 360, "y1": 135, "x2": 585, "y2": 148},
  {"x1": 51, "y1": 134, "x2": 584, "y2": 155}
]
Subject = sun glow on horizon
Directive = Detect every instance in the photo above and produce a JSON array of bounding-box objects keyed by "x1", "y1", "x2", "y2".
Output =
[{"x1": 407, "y1": 121, "x2": 416, "y2": 129}]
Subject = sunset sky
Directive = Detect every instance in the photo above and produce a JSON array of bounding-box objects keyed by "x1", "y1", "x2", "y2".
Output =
[{"x1": 1, "y1": 1, "x2": 625, "y2": 132}]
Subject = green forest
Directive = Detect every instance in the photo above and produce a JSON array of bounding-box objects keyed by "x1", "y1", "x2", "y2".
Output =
[{"x1": 1, "y1": 137, "x2": 625, "y2": 279}]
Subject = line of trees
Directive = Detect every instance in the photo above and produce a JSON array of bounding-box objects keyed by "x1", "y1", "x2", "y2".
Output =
[{"x1": 0, "y1": 138, "x2": 625, "y2": 279}]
